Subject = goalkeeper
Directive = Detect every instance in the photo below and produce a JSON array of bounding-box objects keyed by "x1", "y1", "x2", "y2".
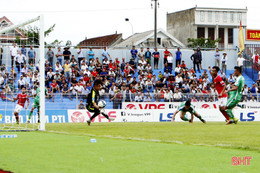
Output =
[
  {"x1": 86, "y1": 79, "x2": 114, "y2": 126},
  {"x1": 27, "y1": 87, "x2": 48, "y2": 123},
  {"x1": 172, "y1": 100, "x2": 206, "y2": 123}
]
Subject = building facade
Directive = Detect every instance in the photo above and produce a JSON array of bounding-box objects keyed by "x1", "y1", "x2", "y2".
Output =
[{"x1": 167, "y1": 7, "x2": 247, "y2": 49}]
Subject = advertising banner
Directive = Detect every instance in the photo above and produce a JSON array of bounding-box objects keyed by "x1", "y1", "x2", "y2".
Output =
[
  {"x1": 0, "y1": 110, "x2": 68, "y2": 123},
  {"x1": 246, "y1": 29, "x2": 260, "y2": 41}
]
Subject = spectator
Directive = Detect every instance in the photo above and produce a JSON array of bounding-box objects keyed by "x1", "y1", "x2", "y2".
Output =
[
  {"x1": 88, "y1": 47, "x2": 95, "y2": 61},
  {"x1": 228, "y1": 74, "x2": 235, "y2": 83},
  {"x1": 175, "y1": 47, "x2": 182, "y2": 67},
  {"x1": 164, "y1": 47, "x2": 172, "y2": 65},
  {"x1": 190, "y1": 50, "x2": 201, "y2": 73},
  {"x1": 8, "y1": 79, "x2": 16, "y2": 93},
  {"x1": 77, "y1": 46, "x2": 84, "y2": 68},
  {"x1": 221, "y1": 52, "x2": 228, "y2": 74},
  {"x1": 249, "y1": 95, "x2": 257, "y2": 102},
  {"x1": 111, "y1": 89, "x2": 123, "y2": 109},
  {"x1": 138, "y1": 47, "x2": 145, "y2": 62},
  {"x1": 214, "y1": 48, "x2": 220, "y2": 67},
  {"x1": 130, "y1": 46, "x2": 138, "y2": 63},
  {"x1": 28, "y1": 45, "x2": 36, "y2": 65},
  {"x1": 191, "y1": 96, "x2": 198, "y2": 102},
  {"x1": 251, "y1": 50, "x2": 259, "y2": 71},
  {"x1": 51, "y1": 79, "x2": 60, "y2": 102},
  {"x1": 46, "y1": 46, "x2": 54, "y2": 67},
  {"x1": 21, "y1": 44, "x2": 27, "y2": 57},
  {"x1": 152, "y1": 48, "x2": 160, "y2": 69},
  {"x1": 219, "y1": 70, "x2": 226, "y2": 81},
  {"x1": 0, "y1": 74, "x2": 4, "y2": 88},
  {"x1": 237, "y1": 54, "x2": 249, "y2": 73},
  {"x1": 144, "y1": 91, "x2": 153, "y2": 102},
  {"x1": 250, "y1": 83, "x2": 258, "y2": 94},
  {"x1": 15, "y1": 51, "x2": 26, "y2": 73},
  {"x1": 63, "y1": 47, "x2": 71, "y2": 62},
  {"x1": 55, "y1": 61, "x2": 63, "y2": 74},
  {"x1": 61, "y1": 83, "x2": 69, "y2": 99},
  {"x1": 101, "y1": 46, "x2": 111, "y2": 61},
  {"x1": 197, "y1": 46, "x2": 202, "y2": 70},
  {"x1": 10, "y1": 43, "x2": 18, "y2": 67},
  {"x1": 164, "y1": 88, "x2": 173, "y2": 102},
  {"x1": 242, "y1": 96, "x2": 248, "y2": 102},
  {"x1": 134, "y1": 92, "x2": 143, "y2": 102},
  {"x1": 63, "y1": 60, "x2": 71, "y2": 80},
  {"x1": 145, "y1": 47, "x2": 152, "y2": 64},
  {"x1": 17, "y1": 76, "x2": 25, "y2": 90},
  {"x1": 69, "y1": 83, "x2": 78, "y2": 100},
  {"x1": 47, "y1": 69, "x2": 55, "y2": 82},
  {"x1": 56, "y1": 47, "x2": 63, "y2": 65}
]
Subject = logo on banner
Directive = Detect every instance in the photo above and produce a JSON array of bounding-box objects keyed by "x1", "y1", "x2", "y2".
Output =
[
  {"x1": 240, "y1": 112, "x2": 256, "y2": 121},
  {"x1": 125, "y1": 103, "x2": 165, "y2": 109},
  {"x1": 71, "y1": 111, "x2": 85, "y2": 123},
  {"x1": 126, "y1": 104, "x2": 137, "y2": 109}
]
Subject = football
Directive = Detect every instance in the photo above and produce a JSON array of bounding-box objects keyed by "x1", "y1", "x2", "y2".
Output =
[{"x1": 98, "y1": 100, "x2": 106, "y2": 108}]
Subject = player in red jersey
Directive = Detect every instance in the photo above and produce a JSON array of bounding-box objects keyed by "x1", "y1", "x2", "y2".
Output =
[
  {"x1": 208, "y1": 66, "x2": 230, "y2": 121},
  {"x1": 12, "y1": 87, "x2": 29, "y2": 124}
]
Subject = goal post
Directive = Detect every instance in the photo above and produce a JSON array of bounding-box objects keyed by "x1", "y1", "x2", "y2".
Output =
[{"x1": 0, "y1": 15, "x2": 45, "y2": 131}]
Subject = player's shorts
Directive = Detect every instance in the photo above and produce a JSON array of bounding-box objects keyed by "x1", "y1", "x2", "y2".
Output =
[
  {"x1": 226, "y1": 97, "x2": 240, "y2": 109},
  {"x1": 32, "y1": 98, "x2": 39, "y2": 109},
  {"x1": 218, "y1": 97, "x2": 228, "y2": 107},
  {"x1": 14, "y1": 104, "x2": 23, "y2": 113}
]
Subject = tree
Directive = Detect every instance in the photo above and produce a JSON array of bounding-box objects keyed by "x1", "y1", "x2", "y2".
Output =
[
  {"x1": 187, "y1": 37, "x2": 221, "y2": 49},
  {"x1": 15, "y1": 24, "x2": 56, "y2": 45}
]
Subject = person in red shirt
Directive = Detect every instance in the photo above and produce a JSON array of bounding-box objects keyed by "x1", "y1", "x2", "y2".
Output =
[
  {"x1": 51, "y1": 79, "x2": 60, "y2": 102},
  {"x1": 209, "y1": 66, "x2": 229, "y2": 122},
  {"x1": 164, "y1": 47, "x2": 172, "y2": 65},
  {"x1": 180, "y1": 60, "x2": 187, "y2": 69},
  {"x1": 12, "y1": 87, "x2": 29, "y2": 124},
  {"x1": 91, "y1": 68, "x2": 98, "y2": 78}
]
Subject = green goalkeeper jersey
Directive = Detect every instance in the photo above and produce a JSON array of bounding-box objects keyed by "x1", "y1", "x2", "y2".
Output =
[
  {"x1": 35, "y1": 88, "x2": 48, "y2": 101},
  {"x1": 231, "y1": 75, "x2": 244, "y2": 100}
]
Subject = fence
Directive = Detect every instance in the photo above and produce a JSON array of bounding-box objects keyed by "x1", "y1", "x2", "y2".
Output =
[
  {"x1": 244, "y1": 44, "x2": 260, "y2": 81},
  {"x1": 1, "y1": 92, "x2": 259, "y2": 110}
]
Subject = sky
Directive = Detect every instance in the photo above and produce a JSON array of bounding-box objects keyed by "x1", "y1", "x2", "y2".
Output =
[{"x1": 0, "y1": 0, "x2": 258, "y2": 46}]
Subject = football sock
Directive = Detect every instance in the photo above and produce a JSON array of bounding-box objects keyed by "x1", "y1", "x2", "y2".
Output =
[
  {"x1": 221, "y1": 110, "x2": 230, "y2": 120},
  {"x1": 28, "y1": 111, "x2": 33, "y2": 120},
  {"x1": 226, "y1": 109, "x2": 235, "y2": 119},
  {"x1": 182, "y1": 117, "x2": 190, "y2": 121},
  {"x1": 101, "y1": 112, "x2": 109, "y2": 120},
  {"x1": 14, "y1": 113, "x2": 19, "y2": 122}
]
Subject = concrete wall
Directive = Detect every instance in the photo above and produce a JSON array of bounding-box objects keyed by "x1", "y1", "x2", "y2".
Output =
[
  {"x1": 167, "y1": 9, "x2": 196, "y2": 46},
  {"x1": 1, "y1": 47, "x2": 238, "y2": 71}
]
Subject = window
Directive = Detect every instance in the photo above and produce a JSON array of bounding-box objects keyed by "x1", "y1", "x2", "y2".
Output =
[
  {"x1": 218, "y1": 28, "x2": 224, "y2": 44},
  {"x1": 200, "y1": 11, "x2": 205, "y2": 22},
  {"x1": 197, "y1": 27, "x2": 205, "y2": 38},
  {"x1": 208, "y1": 11, "x2": 212, "y2": 22},
  {"x1": 215, "y1": 12, "x2": 219, "y2": 22},
  {"x1": 238, "y1": 13, "x2": 242, "y2": 22},
  {"x1": 230, "y1": 12, "x2": 234, "y2": 22},
  {"x1": 223, "y1": 12, "x2": 227, "y2": 22},
  {"x1": 228, "y1": 28, "x2": 233, "y2": 44},
  {"x1": 208, "y1": 28, "x2": 215, "y2": 40},
  {"x1": 157, "y1": 38, "x2": 161, "y2": 45}
]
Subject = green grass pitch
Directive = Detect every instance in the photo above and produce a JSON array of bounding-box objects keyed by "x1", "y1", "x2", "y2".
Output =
[{"x1": 0, "y1": 122, "x2": 260, "y2": 173}]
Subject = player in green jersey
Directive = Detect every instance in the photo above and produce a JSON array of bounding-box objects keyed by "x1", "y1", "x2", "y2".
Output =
[
  {"x1": 27, "y1": 87, "x2": 48, "y2": 123},
  {"x1": 221, "y1": 66, "x2": 244, "y2": 125},
  {"x1": 172, "y1": 100, "x2": 206, "y2": 123}
]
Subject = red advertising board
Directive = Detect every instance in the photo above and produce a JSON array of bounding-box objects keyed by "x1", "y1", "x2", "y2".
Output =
[{"x1": 246, "y1": 29, "x2": 260, "y2": 41}]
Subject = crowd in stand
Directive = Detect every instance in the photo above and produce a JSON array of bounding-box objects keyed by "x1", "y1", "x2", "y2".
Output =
[{"x1": 1, "y1": 43, "x2": 260, "y2": 109}]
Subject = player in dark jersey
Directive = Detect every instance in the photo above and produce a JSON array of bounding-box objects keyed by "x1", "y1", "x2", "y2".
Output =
[{"x1": 86, "y1": 79, "x2": 114, "y2": 126}]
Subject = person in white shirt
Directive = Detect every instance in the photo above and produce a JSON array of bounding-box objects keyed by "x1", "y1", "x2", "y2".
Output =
[
  {"x1": 243, "y1": 96, "x2": 248, "y2": 102},
  {"x1": 56, "y1": 47, "x2": 63, "y2": 65},
  {"x1": 145, "y1": 63, "x2": 153, "y2": 73},
  {"x1": 251, "y1": 51, "x2": 259, "y2": 64},
  {"x1": 237, "y1": 54, "x2": 250, "y2": 73},
  {"x1": 47, "y1": 69, "x2": 55, "y2": 81},
  {"x1": 15, "y1": 51, "x2": 26, "y2": 73},
  {"x1": 0, "y1": 74, "x2": 4, "y2": 88},
  {"x1": 80, "y1": 61, "x2": 88, "y2": 71},
  {"x1": 137, "y1": 63, "x2": 144, "y2": 73},
  {"x1": 174, "y1": 64, "x2": 181, "y2": 76},
  {"x1": 55, "y1": 61, "x2": 63, "y2": 74},
  {"x1": 175, "y1": 74, "x2": 183, "y2": 84},
  {"x1": 138, "y1": 57, "x2": 146, "y2": 66},
  {"x1": 214, "y1": 48, "x2": 220, "y2": 67},
  {"x1": 135, "y1": 92, "x2": 143, "y2": 102},
  {"x1": 10, "y1": 43, "x2": 18, "y2": 67},
  {"x1": 221, "y1": 53, "x2": 228, "y2": 74},
  {"x1": 17, "y1": 76, "x2": 25, "y2": 90},
  {"x1": 146, "y1": 78, "x2": 153, "y2": 91},
  {"x1": 249, "y1": 96, "x2": 257, "y2": 102},
  {"x1": 138, "y1": 47, "x2": 145, "y2": 62},
  {"x1": 164, "y1": 89, "x2": 173, "y2": 102},
  {"x1": 77, "y1": 46, "x2": 85, "y2": 68}
]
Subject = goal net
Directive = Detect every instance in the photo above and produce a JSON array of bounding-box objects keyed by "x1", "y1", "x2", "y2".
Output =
[{"x1": 0, "y1": 16, "x2": 45, "y2": 131}]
